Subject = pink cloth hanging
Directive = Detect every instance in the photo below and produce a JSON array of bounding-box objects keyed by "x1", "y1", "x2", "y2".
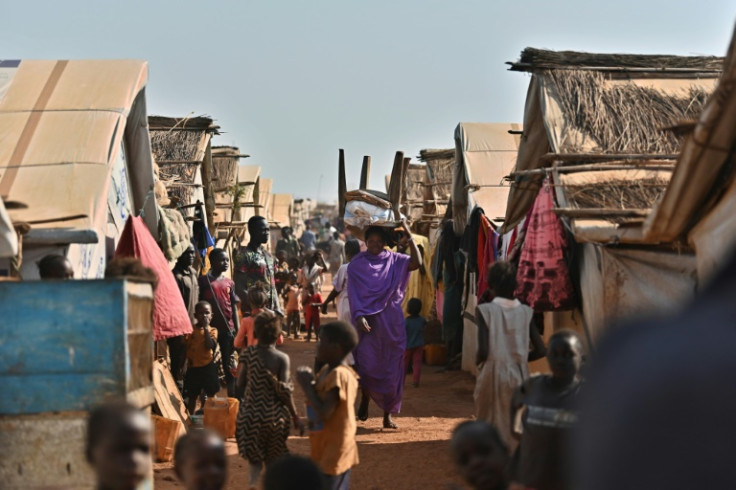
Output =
[{"x1": 515, "y1": 179, "x2": 576, "y2": 311}]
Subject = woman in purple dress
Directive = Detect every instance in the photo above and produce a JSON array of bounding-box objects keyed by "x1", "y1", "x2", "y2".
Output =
[{"x1": 348, "y1": 221, "x2": 421, "y2": 429}]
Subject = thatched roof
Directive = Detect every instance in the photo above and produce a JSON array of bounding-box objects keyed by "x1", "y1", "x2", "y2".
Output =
[
  {"x1": 149, "y1": 115, "x2": 220, "y2": 207},
  {"x1": 212, "y1": 146, "x2": 247, "y2": 192},
  {"x1": 508, "y1": 48, "x2": 724, "y2": 74},
  {"x1": 546, "y1": 70, "x2": 711, "y2": 154},
  {"x1": 418, "y1": 148, "x2": 454, "y2": 218}
]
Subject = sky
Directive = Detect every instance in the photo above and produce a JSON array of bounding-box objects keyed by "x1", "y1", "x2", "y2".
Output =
[{"x1": 2, "y1": 1, "x2": 734, "y2": 202}]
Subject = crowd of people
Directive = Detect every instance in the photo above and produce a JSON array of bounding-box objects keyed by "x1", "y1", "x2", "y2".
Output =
[{"x1": 41, "y1": 212, "x2": 714, "y2": 490}]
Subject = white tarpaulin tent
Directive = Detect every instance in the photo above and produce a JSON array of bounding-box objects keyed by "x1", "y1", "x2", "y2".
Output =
[
  {"x1": 0, "y1": 59, "x2": 157, "y2": 278},
  {"x1": 0, "y1": 199, "x2": 17, "y2": 258},
  {"x1": 452, "y1": 122, "x2": 522, "y2": 234}
]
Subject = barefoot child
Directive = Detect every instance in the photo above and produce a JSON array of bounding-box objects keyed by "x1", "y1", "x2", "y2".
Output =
[
  {"x1": 321, "y1": 239, "x2": 361, "y2": 323},
  {"x1": 284, "y1": 273, "x2": 302, "y2": 338},
  {"x1": 86, "y1": 401, "x2": 153, "y2": 490},
  {"x1": 302, "y1": 282, "x2": 322, "y2": 342},
  {"x1": 236, "y1": 310, "x2": 301, "y2": 490},
  {"x1": 174, "y1": 429, "x2": 227, "y2": 490},
  {"x1": 404, "y1": 297, "x2": 427, "y2": 388},
  {"x1": 184, "y1": 302, "x2": 220, "y2": 415},
  {"x1": 296, "y1": 321, "x2": 360, "y2": 489},
  {"x1": 451, "y1": 421, "x2": 510, "y2": 490},
  {"x1": 509, "y1": 330, "x2": 583, "y2": 490}
]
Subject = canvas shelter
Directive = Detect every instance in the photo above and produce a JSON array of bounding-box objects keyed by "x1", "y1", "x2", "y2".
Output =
[
  {"x1": 233, "y1": 163, "x2": 262, "y2": 227},
  {"x1": 269, "y1": 193, "x2": 293, "y2": 252},
  {"x1": 0, "y1": 59, "x2": 158, "y2": 279},
  {"x1": 500, "y1": 48, "x2": 723, "y2": 342},
  {"x1": 452, "y1": 123, "x2": 522, "y2": 235},
  {"x1": 418, "y1": 148, "x2": 453, "y2": 230}
]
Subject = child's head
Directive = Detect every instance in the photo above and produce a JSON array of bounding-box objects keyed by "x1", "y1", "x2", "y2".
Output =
[
  {"x1": 407, "y1": 297, "x2": 422, "y2": 316},
  {"x1": 208, "y1": 248, "x2": 229, "y2": 275},
  {"x1": 248, "y1": 287, "x2": 268, "y2": 310},
  {"x1": 287, "y1": 272, "x2": 298, "y2": 285},
  {"x1": 38, "y1": 254, "x2": 74, "y2": 279},
  {"x1": 195, "y1": 301, "x2": 213, "y2": 327},
  {"x1": 276, "y1": 250, "x2": 287, "y2": 264},
  {"x1": 174, "y1": 429, "x2": 226, "y2": 490},
  {"x1": 306, "y1": 282, "x2": 316, "y2": 295},
  {"x1": 487, "y1": 261, "x2": 517, "y2": 299},
  {"x1": 306, "y1": 252, "x2": 317, "y2": 267},
  {"x1": 345, "y1": 239, "x2": 361, "y2": 261},
  {"x1": 254, "y1": 309, "x2": 282, "y2": 345},
  {"x1": 547, "y1": 330, "x2": 583, "y2": 381},
  {"x1": 86, "y1": 401, "x2": 153, "y2": 490},
  {"x1": 451, "y1": 421, "x2": 509, "y2": 490},
  {"x1": 264, "y1": 455, "x2": 325, "y2": 490},
  {"x1": 317, "y1": 321, "x2": 358, "y2": 365}
]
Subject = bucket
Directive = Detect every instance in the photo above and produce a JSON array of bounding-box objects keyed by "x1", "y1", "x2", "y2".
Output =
[
  {"x1": 227, "y1": 398, "x2": 240, "y2": 439},
  {"x1": 152, "y1": 415, "x2": 183, "y2": 462},
  {"x1": 204, "y1": 397, "x2": 230, "y2": 439},
  {"x1": 424, "y1": 343, "x2": 447, "y2": 366}
]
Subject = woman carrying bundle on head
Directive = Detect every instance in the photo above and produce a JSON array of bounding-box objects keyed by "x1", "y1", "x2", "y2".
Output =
[{"x1": 348, "y1": 220, "x2": 421, "y2": 429}]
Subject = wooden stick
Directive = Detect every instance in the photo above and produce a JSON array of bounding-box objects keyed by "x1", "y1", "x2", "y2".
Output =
[
  {"x1": 542, "y1": 153, "x2": 678, "y2": 163},
  {"x1": 553, "y1": 208, "x2": 650, "y2": 218},
  {"x1": 338, "y1": 149, "x2": 347, "y2": 217},
  {"x1": 388, "y1": 151, "x2": 405, "y2": 221},
  {"x1": 359, "y1": 155, "x2": 371, "y2": 190}
]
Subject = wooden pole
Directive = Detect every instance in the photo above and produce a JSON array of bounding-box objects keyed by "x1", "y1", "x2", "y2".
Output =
[
  {"x1": 338, "y1": 149, "x2": 347, "y2": 217},
  {"x1": 359, "y1": 156, "x2": 371, "y2": 190},
  {"x1": 388, "y1": 151, "x2": 405, "y2": 221}
]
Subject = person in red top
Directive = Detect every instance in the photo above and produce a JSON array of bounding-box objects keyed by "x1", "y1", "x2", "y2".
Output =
[
  {"x1": 302, "y1": 282, "x2": 322, "y2": 342},
  {"x1": 199, "y1": 248, "x2": 240, "y2": 396}
]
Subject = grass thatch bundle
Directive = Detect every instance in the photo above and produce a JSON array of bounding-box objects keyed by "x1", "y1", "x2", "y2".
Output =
[
  {"x1": 150, "y1": 130, "x2": 204, "y2": 162},
  {"x1": 512, "y1": 48, "x2": 724, "y2": 72},
  {"x1": 212, "y1": 147, "x2": 240, "y2": 191},
  {"x1": 565, "y1": 177, "x2": 669, "y2": 212},
  {"x1": 547, "y1": 70, "x2": 711, "y2": 154},
  {"x1": 418, "y1": 149, "x2": 454, "y2": 203}
]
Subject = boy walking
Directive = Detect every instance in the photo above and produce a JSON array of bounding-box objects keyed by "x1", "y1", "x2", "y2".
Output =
[
  {"x1": 302, "y1": 283, "x2": 323, "y2": 342},
  {"x1": 297, "y1": 321, "x2": 360, "y2": 489},
  {"x1": 183, "y1": 301, "x2": 220, "y2": 414},
  {"x1": 404, "y1": 297, "x2": 427, "y2": 387}
]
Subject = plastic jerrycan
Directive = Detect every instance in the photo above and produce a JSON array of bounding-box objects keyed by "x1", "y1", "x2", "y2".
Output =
[{"x1": 203, "y1": 396, "x2": 230, "y2": 439}]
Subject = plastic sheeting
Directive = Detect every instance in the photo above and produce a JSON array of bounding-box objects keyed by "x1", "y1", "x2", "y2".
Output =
[
  {"x1": 452, "y1": 123, "x2": 522, "y2": 235},
  {"x1": 579, "y1": 244, "x2": 697, "y2": 340},
  {"x1": 0, "y1": 199, "x2": 16, "y2": 258}
]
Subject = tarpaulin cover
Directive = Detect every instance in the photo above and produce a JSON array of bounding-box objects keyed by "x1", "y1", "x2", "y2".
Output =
[
  {"x1": 452, "y1": 122, "x2": 522, "y2": 234},
  {"x1": 515, "y1": 180, "x2": 576, "y2": 311},
  {"x1": 579, "y1": 244, "x2": 696, "y2": 340},
  {"x1": 644, "y1": 25, "x2": 736, "y2": 243},
  {"x1": 115, "y1": 216, "x2": 192, "y2": 340},
  {"x1": 270, "y1": 193, "x2": 292, "y2": 228}
]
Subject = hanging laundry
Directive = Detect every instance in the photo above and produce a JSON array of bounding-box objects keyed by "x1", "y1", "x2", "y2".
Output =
[{"x1": 515, "y1": 179, "x2": 576, "y2": 311}]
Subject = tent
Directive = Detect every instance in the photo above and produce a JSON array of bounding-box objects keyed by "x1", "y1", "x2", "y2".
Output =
[
  {"x1": 0, "y1": 198, "x2": 17, "y2": 258},
  {"x1": 0, "y1": 59, "x2": 158, "y2": 279},
  {"x1": 452, "y1": 122, "x2": 522, "y2": 234},
  {"x1": 499, "y1": 48, "x2": 723, "y2": 343}
]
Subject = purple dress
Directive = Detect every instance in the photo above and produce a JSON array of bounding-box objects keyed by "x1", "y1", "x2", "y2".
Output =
[{"x1": 348, "y1": 250, "x2": 411, "y2": 414}]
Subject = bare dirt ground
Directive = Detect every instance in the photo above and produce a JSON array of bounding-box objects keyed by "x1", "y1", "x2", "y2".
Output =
[{"x1": 155, "y1": 281, "x2": 476, "y2": 489}]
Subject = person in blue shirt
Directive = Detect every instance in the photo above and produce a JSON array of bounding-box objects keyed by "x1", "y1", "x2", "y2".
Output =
[
  {"x1": 299, "y1": 221, "x2": 317, "y2": 254},
  {"x1": 404, "y1": 298, "x2": 427, "y2": 388}
]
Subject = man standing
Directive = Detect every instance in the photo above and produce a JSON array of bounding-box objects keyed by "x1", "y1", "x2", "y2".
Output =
[
  {"x1": 233, "y1": 216, "x2": 282, "y2": 315},
  {"x1": 171, "y1": 244, "x2": 199, "y2": 387},
  {"x1": 328, "y1": 231, "x2": 345, "y2": 278},
  {"x1": 299, "y1": 221, "x2": 317, "y2": 254},
  {"x1": 275, "y1": 226, "x2": 301, "y2": 261}
]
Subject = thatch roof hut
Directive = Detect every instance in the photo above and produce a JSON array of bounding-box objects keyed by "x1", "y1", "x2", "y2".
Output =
[
  {"x1": 210, "y1": 146, "x2": 251, "y2": 238},
  {"x1": 418, "y1": 149, "x2": 454, "y2": 233},
  {"x1": 502, "y1": 48, "x2": 723, "y2": 241},
  {"x1": 149, "y1": 116, "x2": 220, "y2": 229}
]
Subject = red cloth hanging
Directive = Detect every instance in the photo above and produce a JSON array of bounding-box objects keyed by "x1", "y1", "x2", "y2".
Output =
[
  {"x1": 515, "y1": 179, "x2": 576, "y2": 311},
  {"x1": 115, "y1": 216, "x2": 193, "y2": 340}
]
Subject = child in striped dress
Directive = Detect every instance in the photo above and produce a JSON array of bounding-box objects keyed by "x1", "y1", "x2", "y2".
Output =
[{"x1": 235, "y1": 310, "x2": 302, "y2": 490}]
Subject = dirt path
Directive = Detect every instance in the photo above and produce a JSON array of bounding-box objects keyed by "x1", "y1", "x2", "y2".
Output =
[{"x1": 155, "y1": 282, "x2": 475, "y2": 489}]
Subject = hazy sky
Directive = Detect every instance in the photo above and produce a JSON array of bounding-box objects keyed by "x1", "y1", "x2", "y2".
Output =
[{"x1": 3, "y1": 1, "x2": 734, "y2": 201}]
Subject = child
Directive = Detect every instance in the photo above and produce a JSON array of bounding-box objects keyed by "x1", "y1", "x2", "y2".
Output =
[
  {"x1": 264, "y1": 455, "x2": 326, "y2": 490},
  {"x1": 404, "y1": 297, "x2": 427, "y2": 387},
  {"x1": 174, "y1": 428, "x2": 227, "y2": 490},
  {"x1": 321, "y1": 239, "x2": 361, "y2": 323},
  {"x1": 37, "y1": 253, "x2": 74, "y2": 279},
  {"x1": 184, "y1": 302, "x2": 220, "y2": 415},
  {"x1": 236, "y1": 310, "x2": 301, "y2": 490},
  {"x1": 302, "y1": 282, "x2": 322, "y2": 342},
  {"x1": 300, "y1": 251, "x2": 324, "y2": 294},
  {"x1": 284, "y1": 273, "x2": 302, "y2": 339},
  {"x1": 474, "y1": 261, "x2": 546, "y2": 446},
  {"x1": 450, "y1": 420, "x2": 510, "y2": 490},
  {"x1": 296, "y1": 321, "x2": 360, "y2": 489},
  {"x1": 235, "y1": 287, "x2": 268, "y2": 349},
  {"x1": 86, "y1": 401, "x2": 153, "y2": 490},
  {"x1": 509, "y1": 330, "x2": 583, "y2": 490}
]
